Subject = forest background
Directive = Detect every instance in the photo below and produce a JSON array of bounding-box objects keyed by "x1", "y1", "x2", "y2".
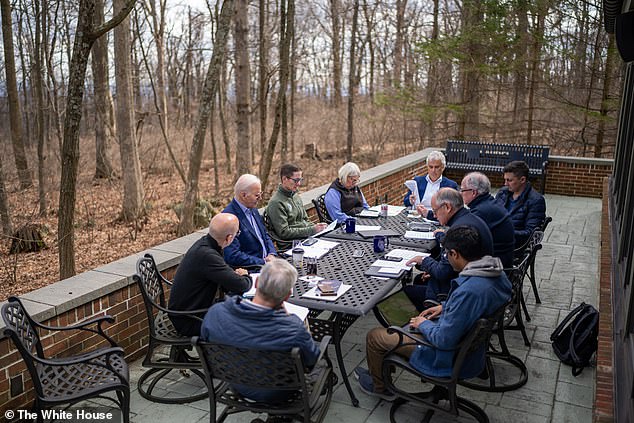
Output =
[{"x1": 0, "y1": 0, "x2": 620, "y2": 299}]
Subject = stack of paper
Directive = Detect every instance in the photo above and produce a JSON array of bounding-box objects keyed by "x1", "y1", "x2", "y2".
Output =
[
  {"x1": 300, "y1": 284, "x2": 352, "y2": 301},
  {"x1": 385, "y1": 248, "x2": 430, "y2": 262},
  {"x1": 404, "y1": 231, "x2": 436, "y2": 240},
  {"x1": 283, "y1": 302, "x2": 309, "y2": 321},
  {"x1": 284, "y1": 239, "x2": 340, "y2": 259},
  {"x1": 314, "y1": 220, "x2": 338, "y2": 237},
  {"x1": 355, "y1": 225, "x2": 382, "y2": 232},
  {"x1": 368, "y1": 205, "x2": 406, "y2": 216},
  {"x1": 358, "y1": 209, "x2": 380, "y2": 218}
]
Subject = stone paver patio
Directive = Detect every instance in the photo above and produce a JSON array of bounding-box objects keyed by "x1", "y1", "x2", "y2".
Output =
[{"x1": 124, "y1": 194, "x2": 601, "y2": 423}]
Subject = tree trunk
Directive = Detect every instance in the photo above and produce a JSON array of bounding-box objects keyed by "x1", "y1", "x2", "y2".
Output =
[
  {"x1": 58, "y1": 0, "x2": 135, "y2": 279},
  {"x1": 512, "y1": 0, "x2": 529, "y2": 127},
  {"x1": 92, "y1": 0, "x2": 115, "y2": 180},
  {"x1": 114, "y1": 0, "x2": 145, "y2": 222},
  {"x1": 234, "y1": 0, "x2": 252, "y2": 175},
  {"x1": 1, "y1": 0, "x2": 32, "y2": 189},
  {"x1": 393, "y1": 0, "x2": 407, "y2": 88},
  {"x1": 0, "y1": 156, "x2": 12, "y2": 236},
  {"x1": 33, "y1": 0, "x2": 47, "y2": 215},
  {"x1": 459, "y1": 0, "x2": 483, "y2": 139},
  {"x1": 330, "y1": 0, "x2": 342, "y2": 107},
  {"x1": 258, "y1": 0, "x2": 269, "y2": 158},
  {"x1": 177, "y1": 0, "x2": 234, "y2": 236},
  {"x1": 346, "y1": 0, "x2": 360, "y2": 162},
  {"x1": 146, "y1": 0, "x2": 168, "y2": 132},
  {"x1": 596, "y1": 34, "x2": 617, "y2": 158},
  {"x1": 527, "y1": 3, "x2": 547, "y2": 145},
  {"x1": 259, "y1": 0, "x2": 294, "y2": 192}
]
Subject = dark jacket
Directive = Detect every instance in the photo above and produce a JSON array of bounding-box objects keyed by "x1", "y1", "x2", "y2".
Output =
[
  {"x1": 420, "y1": 207, "x2": 494, "y2": 296},
  {"x1": 495, "y1": 182, "x2": 546, "y2": 247},
  {"x1": 201, "y1": 296, "x2": 320, "y2": 402},
  {"x1": 467, "y1": 193, "x2": 515, "y2": 268},
  {"x1": 168, "y1": 234, "x2": 252, "y2": 336},
  {"x1": 403, "y1": 175, "x2": 458, "y2": 219},
  {"x1": 412, "y1": 256, "x2": 512, "y2": 378},
  {"x1": 223, "y1": 198, "x2": 277, "y2": 267}
]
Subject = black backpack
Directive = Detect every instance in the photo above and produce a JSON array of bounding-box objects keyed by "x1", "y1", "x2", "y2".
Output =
[{"x1": 550, "y1": 302, "x2": 599, "y2": 376}]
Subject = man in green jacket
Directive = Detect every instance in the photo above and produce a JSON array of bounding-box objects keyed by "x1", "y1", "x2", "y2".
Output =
[{"x1": 265, "y1": 164, "x2": 327, "y2": 250}]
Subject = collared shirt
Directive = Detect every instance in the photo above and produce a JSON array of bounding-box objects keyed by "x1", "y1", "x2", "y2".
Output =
[
  {"x1": 237, "y1": 200, "x2": 267, "y2": 259},
  {"x1": 421, "y1": 175, "x2": 443, "y2": 208}
]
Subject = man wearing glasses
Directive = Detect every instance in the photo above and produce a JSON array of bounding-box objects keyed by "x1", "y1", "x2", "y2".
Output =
[
  {"x1": 223, "y1": 174, "x2": 278, "y2": 268},
  {"x1": 169, "y1": 213, "x2": 252, "y2": 336},
  {"x1": 403, "y1": 188, "x2": 494, "y2": 311},
  {"x1": 265, "y1": 164, "x2": 327, "y2": 250}
]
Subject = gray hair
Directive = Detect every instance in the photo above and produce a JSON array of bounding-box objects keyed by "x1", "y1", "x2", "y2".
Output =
[
  {"x1": 234, "y1": 174, "x2": 261, "y2": 197},
  {"x1": 257, "y1": 259, "x2": 297, "y2": 305},
  {"x1": 338, "y1": 162, "x2": 361, "y2": 182},
  {"x1": 426, "y1": 151, "x2": 446, "y2": 167},
  {"x1": 434, "y1": 187, "x2": 463, "y2": 209},
  {"x1": 462, "y1": 172, "x2": 491, "y2": 195}
]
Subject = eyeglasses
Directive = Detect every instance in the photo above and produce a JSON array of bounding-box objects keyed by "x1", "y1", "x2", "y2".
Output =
[
  {"x1": 460, "y1": 188, "x2": 475, "y2": 193},
  {"x1": 287, "y1": 177, "x2": 303, "y2": 183},
  {"x1": 431, "y1": 203, "x2": 446, "y2": 215},
  {"x1": 347, "y1": 176, "x2": 360, "y2": 183},
  {"x1": 233, "y1": 229, "x2": 241, "y2": 237}
]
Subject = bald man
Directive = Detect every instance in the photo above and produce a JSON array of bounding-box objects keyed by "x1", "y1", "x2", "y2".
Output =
[{"x1": 168, "y1": 213, "x2": 252, "y2": 336}]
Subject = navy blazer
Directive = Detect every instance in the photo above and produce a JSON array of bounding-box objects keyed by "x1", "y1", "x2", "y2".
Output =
[
  {"x1": 403, "y1": 175, "x2": 459, "y2": 219},
  {"x1": 468, "y1": 194, "x2": 515, "y2": 268},
  {"x1": 495, "y1": 182, "x2": 546, "y2": 247},
  {"x1": 223, "y1": 199, "x2": 277, "y2": 267}
]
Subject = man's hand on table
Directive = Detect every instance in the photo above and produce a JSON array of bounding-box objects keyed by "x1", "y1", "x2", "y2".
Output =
[
  {"x1": 235, "y1": 268, "x2": 248, "y2": 276},
  {"x1": 264, "y1": 254, "x2": 276, "y2": 263},
  {"x1": 406, "y1": 256, "x2": 425, "y2": 266},
  {"x1": 314, "y1": 223, "x2": 328, "y2": 233}
]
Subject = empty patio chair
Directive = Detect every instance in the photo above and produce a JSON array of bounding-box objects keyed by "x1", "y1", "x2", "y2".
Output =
[{"x1": 1, "y1": 297, "x2": 130, "y2": 423}]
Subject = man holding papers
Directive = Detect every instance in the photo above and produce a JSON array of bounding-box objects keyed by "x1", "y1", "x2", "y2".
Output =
[
  {"x1": 403, "y1": 151, "x2": 458, "y2": 220},
  {"x1": 201, "y1": 259, "x2": 321, "y2": 403},
  {"x1": 265, "y1": 164, "x2": 327, "y2": 250},
  {"x1": 403, "y1": 188, "x2": 493, "y2": 311}
]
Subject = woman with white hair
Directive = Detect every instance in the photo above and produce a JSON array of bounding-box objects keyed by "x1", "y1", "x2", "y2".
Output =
[
  {"x1": 403, "y1": 150, "x2": 458, "y2": 219},
  {"x1": 324, "y1": 162, "x2": 369, "y2": 223}
]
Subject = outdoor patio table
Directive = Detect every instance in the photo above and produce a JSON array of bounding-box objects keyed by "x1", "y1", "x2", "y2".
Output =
[
  {"x1": 286, "y1": 238, "x2": 431, "y2": 406},
  {"x1": 324, "y1": 210, "x2": 439, "y2": 249}
]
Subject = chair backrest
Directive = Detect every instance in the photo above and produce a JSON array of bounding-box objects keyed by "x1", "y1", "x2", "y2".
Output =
[
  {"x1": 134, "y1": 254, "x2": 169, "y2": 334},
  {"x1": 196, "y1": 341, "x2": 305, "y2": 394},
  {"x1": 311, "y1": 194, "x2": 332, "y2": 223},
  {"x1": 525, "y1": 230, "x2": 544, "y2": 265},
  {"x1": 541, "y1": 216, "x2": 552, "y2": 232},
  {"x1": 450, "y1": 307, "x2": 501, "y2": 380},
  {"x1": 2, "y1": 297, "x2": 47, "y2": 394}
]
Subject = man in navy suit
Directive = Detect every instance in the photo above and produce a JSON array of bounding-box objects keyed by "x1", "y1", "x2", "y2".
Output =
[
  {"x1": 223, "y1": 174, "x2": 277, "y2": 267},
  {"x1": 403, "y1": 150, "x2": 458, "y2": 220}
]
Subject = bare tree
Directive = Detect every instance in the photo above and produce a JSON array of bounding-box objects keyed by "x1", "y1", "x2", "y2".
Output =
[
  {"x1": 234, "y1": 0, "x2": 252, "y2": 175},
  {"x1": 178, "y1": 0, "x2": 234, "y2": 236},
  {"x1": 0, "y1": 156, "x2": 12, "y2": 236},
  {"x1": 346, "y1": 0, "x2": 360, "y2": 162},
  {"x1": 92, "y1": 0, "x2": 116, "y2": 180},
  {"x1": 33, "y1": 0, "x2": 48, "y2": 214},
  {"x1": 58, "y1": 0, "x2": 135, "y2": 279},
  {"x1": 329, "y1": 0, "x2": 342, "y2": 106},
  {"x1": 1, "y1": 0, "x2": 32, "y2": 189},
  {"x1": 259, "y1": 0, "x2": 294, "y2": 192},
  {"x1": 114, "y1": 0, "x2": 145, "y2": 222}
]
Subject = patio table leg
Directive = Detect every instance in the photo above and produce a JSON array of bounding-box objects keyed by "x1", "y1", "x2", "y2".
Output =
[{"x1": 333, "y1": 312, "x2": 360, "y2": 407}]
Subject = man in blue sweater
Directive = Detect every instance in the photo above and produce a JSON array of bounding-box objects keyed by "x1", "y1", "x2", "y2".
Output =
[
  {"x1": 355, "y1": 226, "x2": 512, "y2": 400},
  {"x1": 200, "y1": 258, "x2": 320, "y2": 403},
  {"x1": 403, "y1": 188, "x2": 493, "y2": 310}
]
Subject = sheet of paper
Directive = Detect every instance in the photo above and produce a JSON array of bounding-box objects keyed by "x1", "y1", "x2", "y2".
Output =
[
  {"x1": 404, "y1": 180, "x2": 420, "y2": 205},
  {"x1": 358, "y1": 209, "x2": 380, "y2": 217},
  {"x1": 300, "y1": 284, "x2": 352, "y2": 301},
  {"x1": 404, "y1": 230, "x2": 436, "y2": 240},
  {"x1": 377, "y1": 267, "x2": 402, "y2": 275},
  {"x1": 314, "y1": 220, "x2": 338, "y2": 237},
  {"x1": 284, "y1": 239, "x2": 340, "y2": 259},
  {"x1": 355, "y1": 225, "x2": 382, "y2": 231},
  {"x1": 299, "y1": 275, "x2": 324, "y2": 287},
  {"x1": 385, "y1": 249, "x2": 430, "y2": 262},
  {"x1": 372, "y1": 259, "x2": 412, "y2": 271},
  {"x1": 283, "y1": 301, "x2": 310, "y2": 321},
  {"x1": 244, "y1": 273, "x2": 260, "y2": 298},
  {"x1": 369, "y1": 205, "x2": 406, "y2": 216}
]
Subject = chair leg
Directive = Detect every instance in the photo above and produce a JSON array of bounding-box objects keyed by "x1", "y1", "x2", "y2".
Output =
[
  {"x1": 520, "y1": 293, "x2": 531, "y2": 322},
  {"x1": 515, "y1": 309, "x2": 531, "y2": 347},
  {"x1": 389, "y1": 397, "x2": 407, "y2": 423},
  {"x1": 529, "y1": 261, "x2": 541, "y2": 304},
  {"x1": 121, "y1": 389, "x2": 131, "y2": 423},
  {"x1": 457, "y1": 397, "x2": 490, "y2": 423}
]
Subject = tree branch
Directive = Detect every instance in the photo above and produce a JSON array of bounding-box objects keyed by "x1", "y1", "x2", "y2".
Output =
[{"x1": 92, "y1": 0, "x2": 136, "y2": 40}]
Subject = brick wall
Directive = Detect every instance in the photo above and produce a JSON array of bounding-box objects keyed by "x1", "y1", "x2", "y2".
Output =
[
  {"x1": 594, "y1": 178, "x2": 615, "y2": 422},
  {"x1": 0, "y1": 153, "x2": 613, "y2": 416}
]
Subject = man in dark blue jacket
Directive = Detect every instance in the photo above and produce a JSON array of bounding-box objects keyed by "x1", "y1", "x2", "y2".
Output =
[
  {"x1": 355, "y1": 226, "x2": 512, "y2": 400},
  {"x1": 201, "y1": 259, "x2": 320, "y2": 403},
  {"x1": 404, "y1": 188, "x2": 493, "y2": 311},
  {"x1": 460, "y1": 172, "x2": 515, "y2": 268},
  {"x1": 403, "y1": 150, "x2": 458, "y2": 220},
  {"x1": 223, "y1": 174, "x2": 277, "y2": 268},
  {"x1": 495, "y1": 161, "x2": 546, "y2": 248}
]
